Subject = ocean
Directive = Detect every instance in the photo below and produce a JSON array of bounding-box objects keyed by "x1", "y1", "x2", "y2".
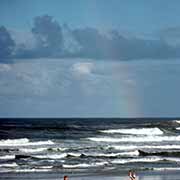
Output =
[{"x1": 0, "y1": 118, "x2": 180, "y2": 177}]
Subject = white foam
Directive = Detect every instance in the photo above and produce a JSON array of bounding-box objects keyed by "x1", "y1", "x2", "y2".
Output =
[
  {"x1": 14, "y1": 168, "x2": 52, "y2": 172},
  {"x1": 153, "y1": 167, "x2": 180, "y2": 171},
  {"x1": 87, "y1": 135, "x2": 180, "y2": 143},
  {"x1": 112, "y1": 157, "x2": 180, "y2": 164},
  {"x1": 85, "y1": 150, "x2": 139, "y2": 157},
  {"x1": 100, "y1": 127, "x2": 163, "y2": 135},
  {"x1": 0, "y1": 155, "x2": 15, "y2": 160},
  {"x1": 68, "y1": 153, "x2": 82, "y2": 157},
  {"x1": 35, "y1": 153, "x2": 67, "y2": 159},
  {"x1": 0, "y1": 166, "x2": 54, "y2": 173},
  {"x1": 50, "y1": 147, "x2": 67, "y2": 151},
  {"x1": 66, "y1": 150, "x2": 139, "y2": 158},
  {"x1": 176, "y1": 127, "x2": 180, "y2": 130},
  {"x1": 107, "y1": 145, "x2": 139, "y2": 150},
  {"x1": 116, "y1": 150, "x2": 139, "y2": 156},
  {"x1": 0, "y1": 163, "x2": 18, "y2": 168},
  {"x1": 0, "y1": 138, "x2": 29, "y2": 146},
  {"x1": 19, "y1": 147, "x2": 47, "y2": 153},
  {"x1": 20, "y1": 140, "x2": 54, "y2": 146},
  {"x1": 39, "y1": 166, "x2": 53, "y2": 169},
  {"x1": 63, "y1": 161, "x2": 108, "y2": 168},
  {"x1": 108, "y1": 145, "x2": 139, "y2": 150},
  {"x1": 166, "y1": 157, "x2": 180, "y2": 162},
  {"x1": 0, "y1": 138, "x2": 54, "y2": 146},
  {"x1": 0, "y1": 64, "x2": 11, "y2": 72},
  {"x1": 175, "y1": 120, "x2": 180, "y2": 124},
  {"x1": 111, "y1": 144, "x2": 180, "y2": 150},
  {"x1": 112, "y1": 157, "x2": 163, "y2": 164}
]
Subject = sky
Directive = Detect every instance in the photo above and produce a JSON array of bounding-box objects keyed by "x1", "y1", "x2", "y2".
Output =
[
  {"x1": 0, "y1": 0, "x2": 180, "y2": 117},
  {"x1": 0, "y1": 0, "x2": 180, "y2": 32}
]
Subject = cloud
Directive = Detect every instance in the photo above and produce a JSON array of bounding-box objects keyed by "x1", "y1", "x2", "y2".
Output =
[
  {"x1": 159, "y1": 27, "x2": 180, "y2": 46},
  {"x1": 72, "y1": 27, "x2": 111, "y2": 59},
  {"x1": 62, "y1": 24, "x2": 82, "y2": 55},
  {"x1": 0, "y1": 64, "x2": 11, "y2": 72},
  {"x1": 71, "y1": 62, "x2": 94, "y2": 77},
  {"x1": 1, "y1": 15, "x2": 180, "y2": 60},
  {"x1": 11, "y1": 30, "x2": 37, "y2": 50},
  {"x1": 1, "y1": 58, "x2": 180, "y2": 117},
  {"x1": 10, "y1": 30, "x2": 39, "y2": 59},
  {"x1": 31, "y1": 15, "x2": 63, "y2": 57},
  {"x1": 0, "y1": 26, "x2": 15, "y2": 61},
  {"x1": 71, "y1": 27, "x2": 178, "y2": 60},
  {"x1": 0, "y1": 59, "x2": 136, "y2": 117}
]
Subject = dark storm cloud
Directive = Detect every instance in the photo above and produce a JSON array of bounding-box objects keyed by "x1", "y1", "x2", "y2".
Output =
[
  {"x1": 0, "y1": 26, "x2": 15, "y2": 62},
  {"x1": 31, "y1": 15, "x2": 63, "y2": 57},
  {"x1": 71, "y1": 27, "x2": 111, "y2": 59},
  {"x1": 72, "y1": 27, "x2": 179, "y2": 59},
  {"x1": 1, "y1": 15, "x2": 180, "y2": 60}
]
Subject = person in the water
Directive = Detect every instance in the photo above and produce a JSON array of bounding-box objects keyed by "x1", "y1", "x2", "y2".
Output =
[
  {"x1": 128, "y1": 170, "x2": 136, "y2": 180},
  {"x1": 132, "y1": 171, "x2": 136, "y2": 180},
  {"x1": 64, "y1": 176, "x2": 68, "y2": 180}
]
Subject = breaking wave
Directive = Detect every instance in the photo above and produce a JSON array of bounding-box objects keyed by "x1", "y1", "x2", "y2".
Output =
[
  {"x1": 87, "y1": 135, "x2": 180, "y2": 143},
  {"x1": 7, "y1": 168, "x2": 52, "y2": 173},
  {"x1": 100, "y1": 127, "x2": 163, "y2": 135},
  {"x1": 1, "y1": 119, "x2": 180, "y2": 174},
  {"x1": 112, "y1": 157, "x2": 164, "y2": 164},
  {"x1": 67, "y1": 150, "x2": 139, "y2": 158},
  {"x1": 0, "y1": 155, "x2": 15, "y2": 160},
  {"x1": 19, "y1": 147, "x2": 47, "y2": 153},
  {"x1": 16, "y1": 151, "x2": 139, "y2": 160},
  {"x1": 109, "y1": 145, "x2": 180, "y2": 151},
  {"x1": 62, "y1": 161, "x2": 108, "y2": 168},
  {"x1": 0, "y1": 138, "x2": 54, "y2": 146},
  {"x1": 0, "y1": 163, "x2": 18, "y2": 168},
  {"x1": 112, "y1": 157, "x2": 180, "y2": 164},
  {"x1": 35, "y1": 153, "x2": 67, "y2": 159}
]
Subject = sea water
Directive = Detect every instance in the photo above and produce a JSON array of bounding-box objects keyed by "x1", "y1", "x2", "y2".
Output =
[{"x1": 0, "y1": 118, "x2": 180, "y2": 175}]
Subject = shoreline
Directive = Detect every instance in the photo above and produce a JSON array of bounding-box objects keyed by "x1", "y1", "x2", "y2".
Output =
[{"x1": 1, "y1": 170, "x2": 180, "y2": 180}]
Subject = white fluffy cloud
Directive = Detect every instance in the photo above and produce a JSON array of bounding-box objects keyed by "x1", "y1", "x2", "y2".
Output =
[
  {"x1": 0, "y1": 64, "x2": 11, "y2": 72},
  {"x1": 71, "y1": 62, "x2": 94, "y2": 77},
  {"x1": 0, "y1": 58, "x2": 180, "y2": 117}
]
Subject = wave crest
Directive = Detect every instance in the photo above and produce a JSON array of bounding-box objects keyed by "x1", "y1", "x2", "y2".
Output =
[
  {"x1": 87, "y1": 135, "x2": 180, "y2": 143},
  {"x1": 0, "y1": 138, "x2": 54, "y2": 146},
  {"x1": 100, "y1": 127, "x2": 163, "y2": 135},
  {"x1": 0, "y1": 155, "x2": 15, "y2": 160},
  {"x1": 63, "y1": 161, "x2": 108, "y2": 168}
]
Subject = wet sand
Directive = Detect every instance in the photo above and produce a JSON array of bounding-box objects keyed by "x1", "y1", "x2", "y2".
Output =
[{"x1": 1, "y1": 170, "x2": 180, "y2": 180}]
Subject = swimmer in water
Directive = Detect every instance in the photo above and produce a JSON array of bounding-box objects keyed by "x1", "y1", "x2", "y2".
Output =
[{"x1": 128, "y1": 170, "x2": 136, "y2": 180}]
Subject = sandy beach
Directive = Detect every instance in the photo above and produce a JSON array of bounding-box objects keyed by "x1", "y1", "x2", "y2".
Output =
[{"x1": 1, "y1": 170, "x2": 180, "y2": 180}]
